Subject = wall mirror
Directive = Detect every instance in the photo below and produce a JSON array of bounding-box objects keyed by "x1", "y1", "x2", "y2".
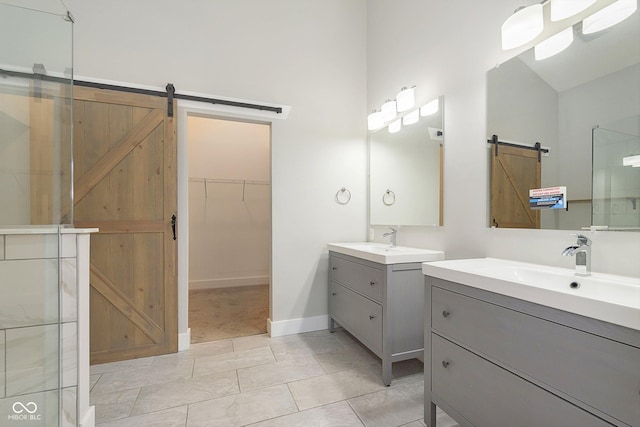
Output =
[
  {"x1": 487, "y1": 11, "x2": 639, "y2": 231},
  {"x1": 369, "y1": 96, "x2": 444, "y2": 226}
]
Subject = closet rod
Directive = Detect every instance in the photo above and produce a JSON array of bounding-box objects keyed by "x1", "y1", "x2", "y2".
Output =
[{"x1": 0, "y1": 68, "x2": 283, "y2": 115}]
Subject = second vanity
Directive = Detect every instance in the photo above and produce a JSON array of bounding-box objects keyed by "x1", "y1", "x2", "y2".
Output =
[
  {"x1": 327, "y1": 242, "x2": 444, "y2": 385},
  {"x1": 422, "y1": 258, "x2": 640, "y2": 427}
]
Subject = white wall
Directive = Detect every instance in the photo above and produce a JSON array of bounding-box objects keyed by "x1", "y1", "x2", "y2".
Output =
[
  {"x1": 65, "y1": 0, "x2": 368, "y2": 335},
  {"x1": 187, "y1": 117, "x2": 271, "y2": 289},
  {"x1": 370, "y1": 122, "x2": 441, "y2": 226},
  {"x1": 0, "y1": 2, "x2": 71, "y2": 75},
  {"x1": 367, "y1": 0, "x2": 640, "y2": 278}
]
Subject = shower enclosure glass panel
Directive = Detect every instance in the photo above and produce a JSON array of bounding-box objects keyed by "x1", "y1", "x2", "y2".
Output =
[
  {"x1": 592, "y1": 127, "x2": 640, "y2": 230},
  {"x1": 1, "y1": 2, "x2": 74, "y2": 426},
  {"x1": 0, "y1": 3, "x2": 73, "y2": 226}
]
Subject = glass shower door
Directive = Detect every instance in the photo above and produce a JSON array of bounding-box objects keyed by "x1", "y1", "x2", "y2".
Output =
[
  {"x1": 592, "y1": 127, "x2": 640, "y2": 230},
  {"x1": 1, "y1": 2, "x2": 74, "y2": 426}
]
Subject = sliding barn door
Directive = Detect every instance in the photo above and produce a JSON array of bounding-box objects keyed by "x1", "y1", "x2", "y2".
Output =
[
  {"x1": 72, "y1": 86, "x2": 177, "y2": 364},
  {"x1": 490, "y1": 144, "x2": 541, "y2": 229}
]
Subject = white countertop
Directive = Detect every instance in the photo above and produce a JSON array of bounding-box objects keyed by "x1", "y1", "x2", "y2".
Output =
[
  {"x1": 422, "y1": 257, "x2": 640, "y2": 331},
  {"x1": 328, "y1": 242, "x2": 444, "y2": 264},
  {"x1": 0, "y1": 226, "x2": 99, "y2": 235}
]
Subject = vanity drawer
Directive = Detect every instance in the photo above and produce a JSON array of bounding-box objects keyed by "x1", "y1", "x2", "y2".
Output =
[
  {"x1": 330, "y1": 282, "x2": 382, "y2": 355},
  {"x1": 330, "y1": 255, "x2": 383, "y2": 303},
  {"x1": 431, "y1": 334, "x2": 612, "y2": 427},
  {"x1": 432, "y1": 286, "x2": 640, "y2": 426}
]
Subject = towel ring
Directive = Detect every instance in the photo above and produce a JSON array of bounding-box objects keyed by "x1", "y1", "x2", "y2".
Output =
[
  {"x1": 382, "y1": 189, "x2": 396, "y2": 206},
  {"x1": 336, "y1": 187, "x2": 351, "y2": 205}
]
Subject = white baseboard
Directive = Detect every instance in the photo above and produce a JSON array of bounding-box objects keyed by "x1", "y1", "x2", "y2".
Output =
[
  {"x1": 79, "y1": 405, "x2": 95, "y2": 427},
  {"x1": 189, "y1": 276, "x2": 269, "y2": 290},
  {"x1": 268, "y1": 315, "x2": 329, "y2": 337},
  {"x1": 178, "y1": 328, "x2": 191, "y2": 351}
]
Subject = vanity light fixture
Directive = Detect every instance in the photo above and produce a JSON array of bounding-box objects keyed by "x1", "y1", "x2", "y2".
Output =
[
  {"x1": 501, "y1": 4, "x2": 544, "y2": 50},
  {"x1": 582, "y1": 0, "x2": 638, "y2": 34},
  {"x1": 381, "y1": 99, "x2": 398, "y2": 122},
  {"x1": 622, "y1": 154, "x2": 640, "y2": 167},
  {"x1": 388, "y1": 118, "x2": 402, "y2": 133},
  {"x1": 402, "y1": 109, "x2": 420, "y2": 125},
  {"x1": 550, "y1": 0, "x2": 597, "y2": 21},
  {"x1": 535, "y1": 26, "x2": 574, "y2": 60},
  {"x1": 420, "y1": 98, "x2": 439, "y2": 116},
  {"x1": 368, "y1": 110, "x2": 384, "y2": 130},
  {"x1": 396, "y1": 86, "x2": 415, "y2": 112}
]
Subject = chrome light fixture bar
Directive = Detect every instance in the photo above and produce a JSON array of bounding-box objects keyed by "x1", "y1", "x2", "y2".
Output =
[{"x1": 551, "y1": 0, "x2": 598, "y2": 21}]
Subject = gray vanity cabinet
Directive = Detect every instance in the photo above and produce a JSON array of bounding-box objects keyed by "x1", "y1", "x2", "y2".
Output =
[
  {"x1": 329, "y1": 251, "x2": 425, "y2": 386},
  {"x1": 424, "y1": 277, "x2": 640, "y2": 427}
]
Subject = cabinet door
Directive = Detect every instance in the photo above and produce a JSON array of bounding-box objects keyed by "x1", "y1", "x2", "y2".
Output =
[
  {"x1": 432, "y1": 334, "x2": 613, "y2": 427},
  {"x1": 432, "y1": 286, "x2": 640, "y2": 426},
  {"x1": 330, "y1": 282, "x2": 382, "y2": 355},
  {"x1": 330, "y1": 255, "x2": 383, "y2": 303}
]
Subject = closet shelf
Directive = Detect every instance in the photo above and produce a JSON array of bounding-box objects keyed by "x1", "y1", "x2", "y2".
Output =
[
  {"x1": 189, "y1": 177, "x2": 270, "y2": 185},
  {"x1": 189, "y1": 177, "x2": 270, "y2": 201}
]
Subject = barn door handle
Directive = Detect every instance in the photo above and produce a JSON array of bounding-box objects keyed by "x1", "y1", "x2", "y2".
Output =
[{"x1": 171, "y1": 214, "x2": 177, "y2": 240}]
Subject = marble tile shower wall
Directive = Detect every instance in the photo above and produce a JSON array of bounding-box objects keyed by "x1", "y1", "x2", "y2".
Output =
[{"x1": 0, "y1": 232, "x2": 78, "y2": 426}]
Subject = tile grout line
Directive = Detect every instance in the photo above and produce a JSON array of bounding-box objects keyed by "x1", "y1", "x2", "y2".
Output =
[{"x1": 345, "y1": 399, "x2": 367, "y2": 427}]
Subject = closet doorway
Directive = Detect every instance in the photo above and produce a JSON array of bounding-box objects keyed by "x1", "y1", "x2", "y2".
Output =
[{"x1": 187, "y1": 116, "x2": 271, "y2": 343}]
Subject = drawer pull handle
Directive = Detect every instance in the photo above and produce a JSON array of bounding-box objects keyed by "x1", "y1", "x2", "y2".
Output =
[
  {"x1": 332, "y1": 292, "x2": 337, "y2": 296},
  {"x1": 442, "y1": 310, "x2": 450, "y2": 318},
  {"x1": 369, "y1": 315, "x2": 376, "y2": 320},
  {"x1": 332, "y1": 267, "x2": 337, "y2": 271},
  {"x1": 442, "y1": 360, "x2": 450, "y2": 368},
  {"x1": 369, "y1": 281, "x2": 375, "y2": 286}
]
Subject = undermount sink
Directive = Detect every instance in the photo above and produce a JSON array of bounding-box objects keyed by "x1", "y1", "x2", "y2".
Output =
[
  {"x1": 422, "y1": 257, "x2": 640, "y2": 330},
  {"x1": 328, "y1": 242, "x2": 444, "y2": 264}
]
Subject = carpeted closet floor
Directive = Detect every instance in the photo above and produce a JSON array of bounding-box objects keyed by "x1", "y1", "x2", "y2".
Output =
[{"x1": 189, "y1": 284, "x2": 269, "y2": 343}]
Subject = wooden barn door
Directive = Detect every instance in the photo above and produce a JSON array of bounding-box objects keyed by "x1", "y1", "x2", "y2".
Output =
[
  {"x1": 490, "y1": 144, "x2": 541, "y2": 229},
  {"x1": 72, "y1": 86, "x2": 177, "y2": 364}
]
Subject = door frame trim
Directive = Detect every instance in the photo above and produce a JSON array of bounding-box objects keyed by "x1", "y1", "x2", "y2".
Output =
[{"x1": 176, "y1": 99, "x2": 287, "y2": 350}]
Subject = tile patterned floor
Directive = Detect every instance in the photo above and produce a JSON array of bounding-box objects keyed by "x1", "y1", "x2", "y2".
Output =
[
  {"x1": 189, "y1": 285, "x2": 269, "y2": 343},
  {"x1": 90, "y1": 330, "x2": 460, "y2": 427}
]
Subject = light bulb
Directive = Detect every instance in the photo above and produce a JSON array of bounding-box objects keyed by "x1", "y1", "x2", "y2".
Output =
[
  {"x1": 535, "y1": 26, "x2": 574, "y2": 60},
  {"x1": 501, "y1": 4, "x2": 544, "y2": 50},
  {"x1": 368, "y1": 110, "x2": 383, "y2": 130},
  {"x1": 583, "y1": 0, "x2": 638, "y2": 34},
  {"x1": 396, "y1": 87, "x2": 415, "y2": 112},
  {"x1": 403, "y1": 110, "x2": 420, "y2": 125},
  {"x1": 381, "y1": 99, "x2": 397, "y2": 122},
  {"x1": 388, "y1": 119, "x2": 402, "y2": 133},
  {"x1": 420, "y1": 98, "x2": 439, "y2": 116}
]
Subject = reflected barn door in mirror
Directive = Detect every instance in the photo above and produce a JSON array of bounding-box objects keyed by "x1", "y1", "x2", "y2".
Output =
[
  {"x1": 491, "y1": 143, "x2": 541, "y2": 228},
  {"x1": 486, "y1": 1, "x2": 639, "y2": 231}
]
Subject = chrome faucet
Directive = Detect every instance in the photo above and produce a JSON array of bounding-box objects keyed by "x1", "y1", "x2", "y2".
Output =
[
  {"x1": 381, "y1": 227, "x2": 397, "y2": 248},
  {"x1": 562, "y1": 234, "x2": 591, "y2": 276}
]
